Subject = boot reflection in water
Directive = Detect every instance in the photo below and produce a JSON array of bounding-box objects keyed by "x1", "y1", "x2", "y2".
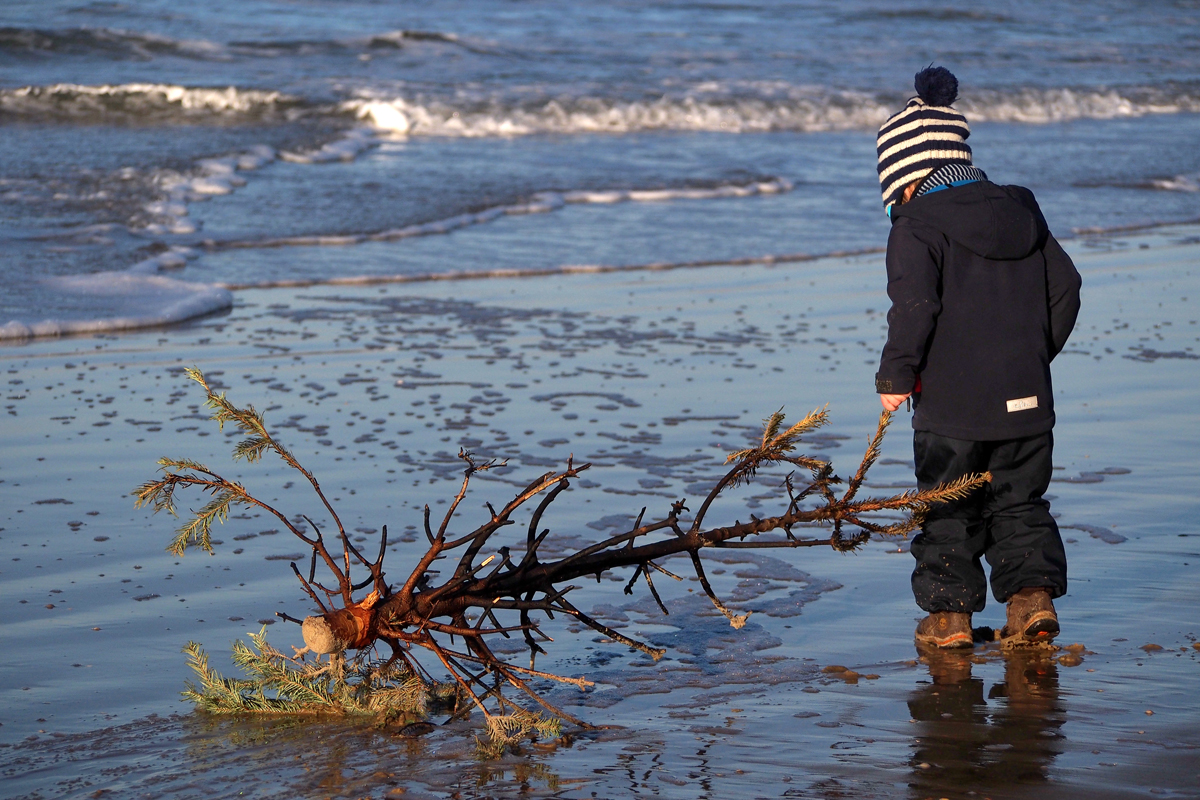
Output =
[{"x1": 906, "y1": 650, "x2": 1064, "y2": 797}]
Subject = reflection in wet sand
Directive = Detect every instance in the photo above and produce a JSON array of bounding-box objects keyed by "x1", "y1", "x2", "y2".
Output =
[{"x1": 907, "y1": 649, "x2": 1064, "y2": 798}]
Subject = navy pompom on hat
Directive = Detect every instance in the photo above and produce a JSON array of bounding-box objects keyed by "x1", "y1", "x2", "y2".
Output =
[{"x1": 877, "y1": 66, "x2": 973, "y2": 213}]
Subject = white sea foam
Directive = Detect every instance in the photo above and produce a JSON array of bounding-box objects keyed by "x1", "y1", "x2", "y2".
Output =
[
  {"x1": 143, "y1": 145, "x2": 276, "y2": 234},
  {"x1": 0, "y1": 83, "x2": 299, "y2": 121},
  {"x1": 346, "y1": 93, "x2": 893, "y2": 136},
  {"x1": 961, "y1": 87, "x2": 1200, "y2": 124},
  {"x1": 279, "y1": 129, "x2": 376, "y2": 163},
  {"x1": 0, "y1": 272, "x2": 232, "y2": 340},
  {"x1": 7, "y1": 80, "x2": 1197, "y2": 134},
  {"x1": 1149, "y1": 173, "x2": 1200, "y2": 192},
  {"x1": 346, "y1": 85, "x2": 1200, "y2": 138}
]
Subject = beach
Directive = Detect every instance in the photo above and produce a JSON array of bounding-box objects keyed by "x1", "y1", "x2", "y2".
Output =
[
  {"x1": 2, "y1": 224, "x2": 1199, "y2": 798},
  {"x1": 4, "y1": 1, "x2": 1200, "y2": 796}
]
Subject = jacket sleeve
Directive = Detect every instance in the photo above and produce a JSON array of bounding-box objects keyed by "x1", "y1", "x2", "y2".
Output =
[
  {"x1": 1043, "y1": 234, "x2": 1081, "y2": 359},
  {"x1": 875, "y1": 220, "x2": 943, "y2": 394}
]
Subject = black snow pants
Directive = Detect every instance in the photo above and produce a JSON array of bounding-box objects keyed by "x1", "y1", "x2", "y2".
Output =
[{"x1": 910, "y1": 430, "x2": 1067, "y2": 613}]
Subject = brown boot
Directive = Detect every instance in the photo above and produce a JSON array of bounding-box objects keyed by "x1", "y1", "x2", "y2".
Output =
[
  {"x1": 1002, "y1": 587, "x2": 1059, "y2": 642},
  {"x1": 914, "y1": 611, "x2": 973, "y2": 649}
]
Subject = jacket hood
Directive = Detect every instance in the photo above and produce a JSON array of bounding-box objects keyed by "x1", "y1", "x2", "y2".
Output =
[{"x1": 890, "y1": 181, "x2": 1048, "y2": 260}]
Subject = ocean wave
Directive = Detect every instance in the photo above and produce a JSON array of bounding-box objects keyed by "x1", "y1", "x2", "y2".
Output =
[
  {"x1": 1148, "y1": 173, "x2": 1200, "y2": 192},
  {"x1": 345, "y1": 92, "x2": 892, "y2": 136},
  {"x1": 214, "y1": 178, "x2": 794, "y2": 250},
  {"x1": 0, "y1": 25, "x2": 482, "y2": 61},
  {"x1": 960, "y1": 86, "x2": 1200, "y2": 124},
  {"x1": 0, "y1": 25, "x2": 226, "y2": 60},
  {"x1": 227, "y1": 29, "x2": 491, "y2": 57},
  {"x1": 0, "y1": 83, "x2": 305, "y2": 122},
  {"x1": 348, "y1": 84, "x2": 1200, "y2": 137},
  {"x1": 1072, "y1": 172, "x2": 1200, "y2": 195},
  {"x1": 216, "y1": 246, "x2": 883, "y2": 292},
  {"x1": 6, "y1": 80, "x2": 1198, "y2": 132}
]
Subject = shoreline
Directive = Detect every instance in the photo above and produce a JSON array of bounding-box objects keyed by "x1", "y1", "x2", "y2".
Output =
[{"x1": 7, "y1": 215, "x2": 1200, "y2": 345}]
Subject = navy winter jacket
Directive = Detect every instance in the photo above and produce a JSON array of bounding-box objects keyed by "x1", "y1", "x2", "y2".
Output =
[{"x1": 875, "y1": 181, "x2": 1082, "y2": 441}]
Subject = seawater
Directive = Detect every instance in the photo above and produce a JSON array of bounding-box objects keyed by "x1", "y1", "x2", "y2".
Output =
[{"x1": 2, "y1": 0, "x2": 1199, "y2": 336}]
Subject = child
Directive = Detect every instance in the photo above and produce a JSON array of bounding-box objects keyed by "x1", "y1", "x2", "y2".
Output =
[{"x1": 874, "y1": 67, "x2": 1082, "y2": 648}]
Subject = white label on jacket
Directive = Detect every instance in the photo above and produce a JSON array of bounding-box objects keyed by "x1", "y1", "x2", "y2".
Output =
[{"x1": 1006, "y1": 395, "x2": 1038, "y2": 412}]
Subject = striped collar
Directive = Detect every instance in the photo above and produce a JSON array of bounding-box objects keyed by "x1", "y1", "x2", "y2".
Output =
[{"x1": 916, "y1": 163, "x2": 988, "y2": 197}]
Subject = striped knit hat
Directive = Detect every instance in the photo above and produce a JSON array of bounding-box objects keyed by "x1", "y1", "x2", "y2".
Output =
[{"x1": 877, "y1": 67, "x2": 972, "y2": 213}]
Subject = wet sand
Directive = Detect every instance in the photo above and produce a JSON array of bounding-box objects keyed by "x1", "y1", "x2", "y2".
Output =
[{"x1": 1, "y1": 225, "x2": 1198, "y2": 798}]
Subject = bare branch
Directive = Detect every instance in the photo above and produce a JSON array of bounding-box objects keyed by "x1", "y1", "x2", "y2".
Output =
[{"x1": 144, "y1": 379, "x2": 989, "y2": 745}]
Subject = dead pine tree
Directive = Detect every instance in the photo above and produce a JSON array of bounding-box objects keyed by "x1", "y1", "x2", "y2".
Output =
[{"x1": 135, "y1": 368, "x2": 989, "y2": 754}]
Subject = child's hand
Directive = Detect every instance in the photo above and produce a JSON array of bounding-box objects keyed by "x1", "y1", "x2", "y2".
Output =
[{"x1": 880, "y1": 393, "x2": 910, "y2": 412}]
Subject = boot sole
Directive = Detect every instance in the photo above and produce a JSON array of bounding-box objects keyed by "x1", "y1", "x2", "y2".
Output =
[
  {"x1": 1001, "y1": 611, "x2": 1059, "y2": 642},
  {"x1": 1023, "y1": 611, "x2": 1059, "y2": 640},
  {"x1": 915, "y1": 631, "x2": 974, "y2": 649}
]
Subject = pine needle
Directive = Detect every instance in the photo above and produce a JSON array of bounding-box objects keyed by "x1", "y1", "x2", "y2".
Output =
[
  {"x1": 726, "y1": 406, "x2": 829, "y2": 464},
  {"x1": 480, "y1": 708, "x2": 564, "y2": 756},
  {"x1": 180, "y1": 629, "x2": 444, "y2": 719}
]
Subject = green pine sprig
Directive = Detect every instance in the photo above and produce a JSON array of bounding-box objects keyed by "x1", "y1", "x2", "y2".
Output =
[{"x1": 181, "y1": 629, "x2": 435, "y2": 718}]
